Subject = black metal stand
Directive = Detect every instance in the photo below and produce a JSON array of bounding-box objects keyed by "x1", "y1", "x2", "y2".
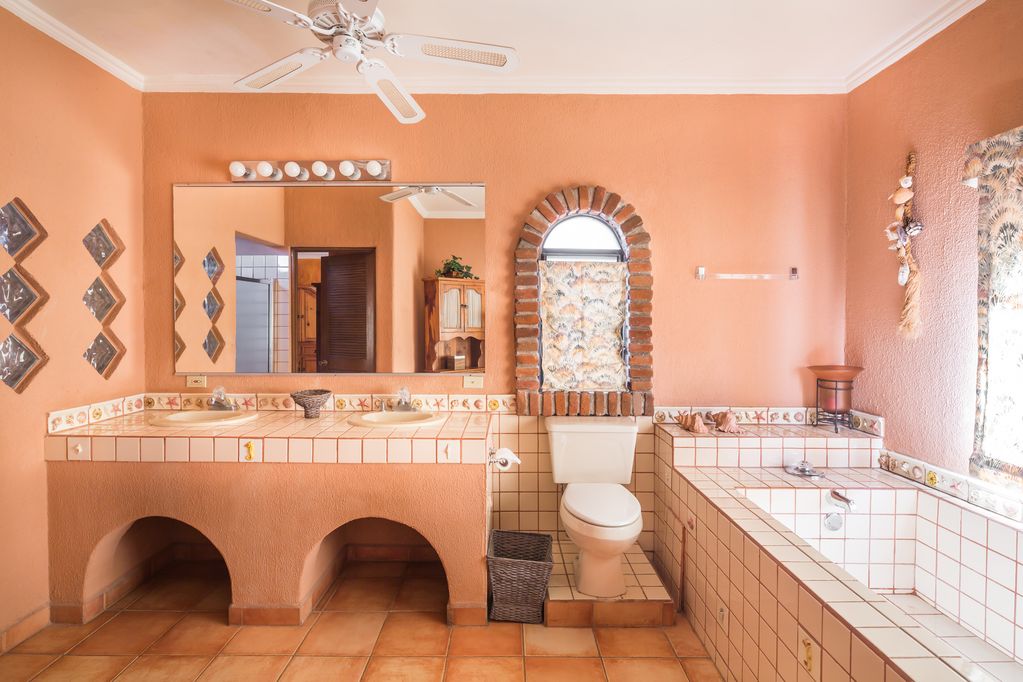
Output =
[{"x1": 815, "y1": 378, "x2": 853, "y2": 433}]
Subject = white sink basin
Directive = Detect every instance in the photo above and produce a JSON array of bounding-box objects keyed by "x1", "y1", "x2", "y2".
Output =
[
  {"x1": 347, "y1": 411, "x2": 446, "y2": 428},
  {"x1": 148, "y1": 410, "x2": 259, "y2": 428}
]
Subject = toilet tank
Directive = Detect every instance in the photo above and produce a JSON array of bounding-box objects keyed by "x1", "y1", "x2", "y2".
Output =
[{"x1": 546, "y1": 417, "x2": 638, "y2": 484}]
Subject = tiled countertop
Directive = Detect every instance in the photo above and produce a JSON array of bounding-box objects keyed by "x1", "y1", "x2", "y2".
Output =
[{"x1": 44, "y1": 411, "x2": 494, "y2": 464}]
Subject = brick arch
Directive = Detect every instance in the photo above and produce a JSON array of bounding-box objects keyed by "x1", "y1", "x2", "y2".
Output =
[{"x1": 514, "y1": 186, "x2": 653, "y2": 416}]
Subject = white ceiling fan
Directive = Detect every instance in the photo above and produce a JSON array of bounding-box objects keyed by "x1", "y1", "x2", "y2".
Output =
[
  {"x1": 222, "y1": 0, "x2": 519, "y2": 124},
  {"x1": 380, "y1": 185, "x2": 477, "y2": 207}
]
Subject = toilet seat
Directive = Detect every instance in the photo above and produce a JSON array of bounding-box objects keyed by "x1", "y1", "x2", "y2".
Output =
[{"x1": 562, "y1": 483, "x2": 641, "y2": 528}]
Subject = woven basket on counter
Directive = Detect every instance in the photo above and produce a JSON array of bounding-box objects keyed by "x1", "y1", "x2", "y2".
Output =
[
  {"x1": 487, "y1": 530, "x2": 553, "y2": 623},
  {"x1": 290, "y1": 389, "x2": 331, "y2": 418}
]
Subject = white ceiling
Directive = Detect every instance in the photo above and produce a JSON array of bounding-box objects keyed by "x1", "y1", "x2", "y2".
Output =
[{"x1": 4, "y1": 0, "x2": 983, "y2": 93}]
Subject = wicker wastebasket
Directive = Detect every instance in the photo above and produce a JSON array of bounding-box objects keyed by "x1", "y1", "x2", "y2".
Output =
[{"x1": 487, "y1": 530, "x2": 553, "y2": 623}]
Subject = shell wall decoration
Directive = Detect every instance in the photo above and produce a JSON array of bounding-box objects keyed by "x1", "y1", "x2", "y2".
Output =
[{"x1": 884, "y1": 153, "x2": 924, "y2": 338}]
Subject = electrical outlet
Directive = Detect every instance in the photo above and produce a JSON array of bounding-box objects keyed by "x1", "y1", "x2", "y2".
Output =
[
  {"x1": 186, "y1": 375, "x2": 207, "y2": 388},
  {"x1": 462, "y1": 374, "x2": 484, "y2": 389},
  {"x1": 717, "y1": 606, "x2": 728, "y2": 626}
]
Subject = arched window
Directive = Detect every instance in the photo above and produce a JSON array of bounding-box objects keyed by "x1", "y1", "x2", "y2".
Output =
[{"x1": 541, "y1": 215, "x2": 625, "y2": 262}]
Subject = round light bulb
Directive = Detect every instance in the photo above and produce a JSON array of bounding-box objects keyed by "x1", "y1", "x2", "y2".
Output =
[
  {"x1": 256, "y1": 161, "x2": 275, "y2": 177},
  {"x1": 311, "y1": 161, "x2": 329, "y2": 177},
  {"x1": 229, "y1": 161, "x2": 251, "y2": 179},
  {"x1": 338, "y1": 160, "x2": 359, "y2": 179},
  {"x1": 366, "y1": 160, "x2": 383, "y2": 178},
  {"x1": 284, "y1": 162, "x2": 309, "y2": 181}
]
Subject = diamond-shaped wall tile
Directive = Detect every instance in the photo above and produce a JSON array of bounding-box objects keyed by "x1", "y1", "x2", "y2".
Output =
[
  {"x1": 1, "y1": 198, "x2": 46, "y2": 261},
  {"x1": 174, "y1": 331, "x2": 185, "y2": 361},
  {"x1": 82, "y1": 220, "x2": 123, "y2": 269},
  {"x1": 203, "y1": 248, "x2": 224, "y2": 284},
  {"x1": 1, "y1": 265, "x2": 47, "y2": 325},
  {"x1": 173, "y1": 285, "x2": 185, "y2": 320},
  {"x1": 83, "y1": 330, "x2": 125, "y2": 378},
  {"x1": 1, "y1": 331, "x2": 46, "y2": 393},
  {"x1": 172, "y1": 242, "x2": 185, "y2": 275},
  {"x1": 202, "y1": 289, "x2": 224, "y2": 322},
  {"x1": 203, "y1": 327, "x2": 225, "y2": 362},
  {"x1": 83, "y1": 275, "x2": 123, "y2": 324}
]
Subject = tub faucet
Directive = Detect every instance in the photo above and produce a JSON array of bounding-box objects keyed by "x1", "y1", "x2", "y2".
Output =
[
  {"x1": 829, "y1": 490, "x2": 856, "y2": 513},
  {"x1": 784, "y1": 459, "x2": 825, "y2": 480},
  {"x1": 208, "y1": 387, "x2": 237, "y2": 411}
]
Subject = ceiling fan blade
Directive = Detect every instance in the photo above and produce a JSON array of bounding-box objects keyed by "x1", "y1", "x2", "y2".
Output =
[
  {"x1": 338, "y1": 0, "x2": 379, "y2": 20},
  {"x1": 384, "y1": 34, "x2": 518, "y2": 72},
  {"x1": 235, "y1": 48, "x2": 330, "y2": 91},
  {"x1": 357, "y1": 59, "x2": 426, "y2": 124},
  {"x1": 438, "y1": 188, "x2": 477, "y2": 207},
  {"x1": 222, "y1": 0, "x2": 330, "y2": 34},
  {"x1": 379, "y1": 187, "x2": 421, "y2": 203}
]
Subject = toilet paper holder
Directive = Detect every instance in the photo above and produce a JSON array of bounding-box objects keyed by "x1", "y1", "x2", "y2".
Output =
[{"x1": 489, "y1": 447, "x2": 521, "y2": 469}]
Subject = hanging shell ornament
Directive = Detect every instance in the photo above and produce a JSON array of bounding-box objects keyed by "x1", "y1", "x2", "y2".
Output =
[
  {"x1": 886, "y1": 152, "x2": 924, "y2": 338},
  {"x1": 899, "y1": 175, "x2": 914, "y2": 189},
  {"x1": 890, "y1": 187, "x2": 914, "y2": 204}
]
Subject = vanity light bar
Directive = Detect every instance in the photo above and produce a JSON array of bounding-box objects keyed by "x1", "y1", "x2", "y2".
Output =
[{"x1": 228, "y1": 160, "x2": 391, "y2": 183}]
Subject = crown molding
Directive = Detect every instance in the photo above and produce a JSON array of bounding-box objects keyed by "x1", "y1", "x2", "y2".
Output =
[
  {"x1": 4, "y1": 0, "x2": 986, "y2": 96},
  {"x1": 845, "y1": 0, "x2": 985, "y2": 90},
  {"x1": 144, "y1": 73, "x2": 849, "y2": 95},
  {"x1": 0, "y1": 0, "x2": 144, "y2": 90}
]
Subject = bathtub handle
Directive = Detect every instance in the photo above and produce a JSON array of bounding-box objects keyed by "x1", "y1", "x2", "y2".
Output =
[{"x1": 829, "y1": 490, "x2": 856, "y2": 512}]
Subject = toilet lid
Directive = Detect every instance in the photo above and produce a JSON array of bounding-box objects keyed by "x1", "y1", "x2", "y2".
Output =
[{"x1": 563, "y1": 483, "x2": 641, "y2": 528}]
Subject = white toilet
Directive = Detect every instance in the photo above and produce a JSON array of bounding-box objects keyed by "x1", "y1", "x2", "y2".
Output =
[{"x1": 547, "y1": 416, "x2": 641, "y2": 598}]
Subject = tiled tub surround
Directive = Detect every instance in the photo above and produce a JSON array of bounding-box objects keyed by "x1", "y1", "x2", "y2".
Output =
[
  {"x1": 45, "y1": 411, "x2": 493, "y2": 464},
  {"x1": 649, "y1": 453, "x2": 1023, "y2": 680}
]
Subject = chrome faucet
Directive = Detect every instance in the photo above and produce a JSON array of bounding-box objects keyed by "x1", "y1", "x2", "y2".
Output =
[
  {"x1": 208, "y1": 387, "x2": 237, "y2": 411},
  {"x1": 829, "y1": 490, "x2": 857, "y2": 513},
  {"x1": 393, "y1": 387, "x2": 414, "y2": 412},
  {"x1": 784, "y1": 459, "x2": 825, "y2": 480}
]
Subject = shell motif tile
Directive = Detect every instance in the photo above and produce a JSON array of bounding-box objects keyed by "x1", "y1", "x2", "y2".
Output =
[
  {"x1": 415, "y1": 394, "x2": 449, "y2": 412},
  {"x1": 768, "y1": 407, "x2": 808, "y2": 425},
  {"x1": 145, "y1": 393, "x2": 181, "y2": 410},
  {"x1": 486, "y1": 394, "x2": 517, "y2": 413},
  {"x1": 123, "y1": 394, "x2": 146, "y2": 414},
  {"x1": 48, "y1": 404, "x2": 90, "y2": 433},
  {"x1": 89, "y1": 398, "x2": 125, "y2": 423},
  {"x1": 334, "y1": 395, "x2": 371, "y2": 411},
  {"x1": 257, "y1": 394, "x2": 297, "y2": 410},
  {"x1": 448, "y1": 395, "x2": 488, "y2": 412}
]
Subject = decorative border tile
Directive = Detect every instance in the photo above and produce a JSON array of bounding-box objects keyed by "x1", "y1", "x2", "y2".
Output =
[
  {"x1": 88, "y1": 398, "x2": 124, "y2": 423},
  {"x1": 486, "y1": 394, "x2": 517, "y2": 413},
  {"x1": 333, "y1": 395, "x2": 370, "y2": 411},
  {"x1": 144, "y1": 393, "x2": 181, "y2": 410},
  {"x1": 256, "y1": 394, "x2": 297, "y2": 411},
  {"x1": 48, "y1": 405, "x2": 90, "y2": 434},
  {"x1": 851, "y1": 410, "x2": 885, "y2": 437},
  {"x1": 123, "y1": 394, "x2": 145, "y2": 414}
]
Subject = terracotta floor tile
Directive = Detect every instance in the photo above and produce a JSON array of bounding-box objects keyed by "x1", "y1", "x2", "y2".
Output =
[
  {"x1": 325, "y1": 578, "x2": 402, "y2": 611},
  {"x1": 603, "y1": 657, "x2": 689, "y2": 681},
  {"x1": 193, "y1": 583, "x2": 232, "y2": 612},
  {"x1": 374, "y1": 612, "x2": 450, "y2": 656},
  {"x1": 279, "y1": 656, "x2": 367, "y2": 681},
  {"x1": 405, "y1": 562, "x2": 446, "y2": 579},
  {"x1": 116, "y1": 654, "x2": 212, "y2": 681},
  {"x1": 0, "y1": 653, "x2": 58, "y2": 681},
  {"x1": 197, "y1": 655, "x2": 290, "y2": 681},
  {"x1": 342, "y1": 562, "x2": 408, "y2": 578},
  {"x1": 523, "y1": 657, "x2": 606, "y2": 681},
  {"x1": 522, "y1": 625, "x2": 598, "y2": 657},
  {"x1": 69, "y1": 611, "x2": 183, "y2": 656},
  {"x1": 595, "y1": 627, "x2": 675, "y2": 657},
  {"x1": 128, "y1": 577, "x2": 220, "y2": 611},
  {"x1": 34, "y1": 655, "x2": 133, "y2": 681},
  {"x1": 12, "y1": 613, "x2": 116, "y2": 655},
  {"x1": 222, "y1": 619, "x2": 315, "y2": 655},
  {"x1": 663, "y1": 619, "x2": 707, "y2": 657},
  {"x1": 445, "y1": 657, "x2": 524, "y2": 681},
  {"x1": 147, "y1": 612, "x2": 239, "y2": 656},
  {"x1": 445, "y1": 656, "x2": 523, "y2": 681},
  {"x1": 392, "y1": 578, "x2": 448, "y2": 612},
  {"x1": 448, "y1": 623, "x2": 522, "y2": 657},
  {"x1": 680, "y1": 657, "x2": 722, "y2": 681},
  {"x1": 298, "y1": 612, "x2": 387, "y2": 656},
  {"x1": 361, "y1": 656, "x2": 445, "y2": 681}
]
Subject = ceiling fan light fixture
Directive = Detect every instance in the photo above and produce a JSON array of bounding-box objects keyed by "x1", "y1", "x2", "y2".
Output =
[{"x1": 246, "y1": 61, "x2": 303, "y2": 89}]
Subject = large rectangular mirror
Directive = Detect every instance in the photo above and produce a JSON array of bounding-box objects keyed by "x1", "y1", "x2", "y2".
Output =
[{"x1": 173, "y1": 184, "x2": 485, "y2": 375}]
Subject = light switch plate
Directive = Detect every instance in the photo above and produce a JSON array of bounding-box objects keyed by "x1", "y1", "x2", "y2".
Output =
[
  {"x1": 462, "y1": 375, "x2": 484, "y2": 389},
  {"x1": 186, "y1": 375, "x2": 207, "y2": 388}
]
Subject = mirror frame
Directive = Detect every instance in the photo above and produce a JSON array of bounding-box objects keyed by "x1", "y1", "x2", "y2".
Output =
[
  {"x1": 514, "y1": 185, "x2": 653, "y2": 416},
  {"x1": 171, "y1": 182, "x2": 486, "y2": 376}
]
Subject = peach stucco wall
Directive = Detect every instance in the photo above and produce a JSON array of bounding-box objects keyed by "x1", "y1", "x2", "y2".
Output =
[
  {"x1": 143, "y1": 93, "x2": 848, "y2": 401},
  {"x1": 845, "y1": 0, "x2": 1023, "y2": 473},
  {"x1": 0, "y1": 10, "x2": 144, "y2": 640},
  {"x1": 47, "y1": 463, "x2": 489, "y2": 617}
]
